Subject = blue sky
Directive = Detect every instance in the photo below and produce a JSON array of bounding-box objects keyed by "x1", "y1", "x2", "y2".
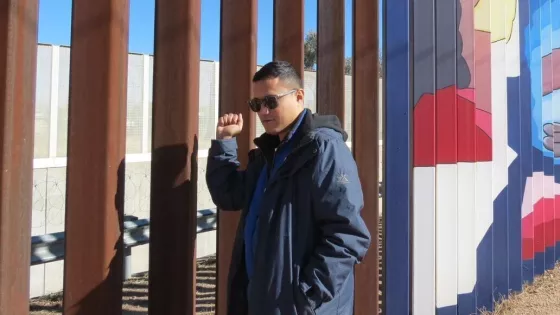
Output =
[{"x1": 38, "y1": 0, "x2": 381, "y2": 65}]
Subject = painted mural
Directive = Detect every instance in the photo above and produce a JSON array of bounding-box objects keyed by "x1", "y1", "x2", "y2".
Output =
[{"x1": 385, "y1": 0, "x2": 560, "y2": 314}]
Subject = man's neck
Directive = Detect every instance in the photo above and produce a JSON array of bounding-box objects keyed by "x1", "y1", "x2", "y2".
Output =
[{"x1": 278, "y1": 109, "x2": 304, "y2": 141}]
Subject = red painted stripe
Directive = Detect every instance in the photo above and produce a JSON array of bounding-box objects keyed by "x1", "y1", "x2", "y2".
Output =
[
  {"x1": 436, "y1": 86, "x2": 458, "y2": 163},
  {"x1": 414, "y1": 93, "x2": 436, "y2": 167},
  {"x1": 534, "y1": 199, "x2": 545, "y2": 253},
  {"x1": 540, "y1": 198, "x2": 556, "y2": 247},
  {"x1": 457, "y1": 90, "x2": 476, "y2": 162},
  {"x1": 556, "y1": 195, "x2": 560, "y2": 243}
]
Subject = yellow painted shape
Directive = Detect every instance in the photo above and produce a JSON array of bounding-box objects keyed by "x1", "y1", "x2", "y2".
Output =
[{"x1": 474, "y1": 0, "x2": 517, "y2": 42}]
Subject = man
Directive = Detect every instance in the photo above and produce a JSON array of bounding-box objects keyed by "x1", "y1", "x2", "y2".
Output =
[{"x1": 206, "y1": 60, "x2": 371, "y2": 315}]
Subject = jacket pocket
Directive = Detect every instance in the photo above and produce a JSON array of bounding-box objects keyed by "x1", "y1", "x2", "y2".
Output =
[{"x1": 292, "y1": 264, "x2": 316, "y2": 315}]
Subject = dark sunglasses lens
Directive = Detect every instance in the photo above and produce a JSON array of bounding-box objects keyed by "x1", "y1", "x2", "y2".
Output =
[
  {"x1": 264, "y1": 96, "x2": 278, "y2": 110},
  {"x1": 248, "y1": 98, "x2": 261, "y2": 112}
]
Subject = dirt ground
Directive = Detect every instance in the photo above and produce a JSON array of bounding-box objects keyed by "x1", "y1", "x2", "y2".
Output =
[
  {"x1": 482, "y1": 262, "x2": 560, "y2": 315},
  {"x1": 29, "y1": 255, "x2": 217, "y2": 315}
]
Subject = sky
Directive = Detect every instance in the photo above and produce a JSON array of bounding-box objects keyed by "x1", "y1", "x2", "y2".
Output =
[{"x1": 38, "y1": 0, "x2": 382, "y2": 66}]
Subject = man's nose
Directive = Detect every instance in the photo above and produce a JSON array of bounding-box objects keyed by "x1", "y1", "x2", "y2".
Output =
[{"x1": 259, "y1": 105, "x2": 270, "y2": 115}]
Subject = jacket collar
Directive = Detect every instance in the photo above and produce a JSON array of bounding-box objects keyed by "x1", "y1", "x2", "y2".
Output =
[{"x1": 253, "y1": 109, "x2": 310, "y2": 156}]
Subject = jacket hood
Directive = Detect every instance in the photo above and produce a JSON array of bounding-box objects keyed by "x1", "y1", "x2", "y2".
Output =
[{"x1": 253, "y1": 108, "x2": 348, "y2": 151}]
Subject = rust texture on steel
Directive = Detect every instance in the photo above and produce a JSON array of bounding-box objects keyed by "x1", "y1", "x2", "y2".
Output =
[
  {"x1": 217, "y1": 0, "x2": 257, "y2": 314},
  {"x1": 0, "y1": 0, "x2": 39, "y2": 314},
  {"x1": 317, "y1": 0, "x2": 345, "y2": 119},
  {"x1": 62, "y1": 0, "x2": 129, "y2": 314},
  {"x1": 352, "y1": 0, "x2": 380, "y2": 313},
  {"x1": 273, "y1": 0, "x2": 304, "y2": 78},
  {"x1": 148, "y1": 0, "x2": 201, "y2": 313}
]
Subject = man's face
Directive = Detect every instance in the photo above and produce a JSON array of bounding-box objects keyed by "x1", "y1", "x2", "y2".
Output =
[{"x1": 252, "y1": 77, "x2": 304, "y2": 136}]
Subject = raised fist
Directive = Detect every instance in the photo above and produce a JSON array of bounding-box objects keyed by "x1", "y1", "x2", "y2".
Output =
[
  {"x1": 216, "y1": 113, "x2": 243, "y2": 140},
  {"x1": 543, "y1": 122, "x2": 559, "y2": 157}
]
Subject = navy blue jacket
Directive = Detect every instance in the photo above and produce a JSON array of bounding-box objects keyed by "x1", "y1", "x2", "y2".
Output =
[{"x1": 206, "y1": 109, "x2": 371, "y2": 315}]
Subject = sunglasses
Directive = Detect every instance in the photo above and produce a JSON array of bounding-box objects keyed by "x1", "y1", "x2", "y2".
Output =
[{"x1": 248, "y1": 89, "x2": 297, "y2": 112}]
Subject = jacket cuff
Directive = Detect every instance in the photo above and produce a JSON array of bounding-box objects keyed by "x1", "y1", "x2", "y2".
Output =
[{"x1": 209, "y1": 138, "x2": 238, "y2": 155}]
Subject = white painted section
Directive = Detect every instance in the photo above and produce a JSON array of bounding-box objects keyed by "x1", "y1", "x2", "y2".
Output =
[
  {"x1": 29, "y1": 264, "x2": 45, "y2": 298},
  {"x1": 491, "y1": 40, "x2": 509, "y2": 202},
  {"x1": 475, "y1": 162, "x2": 494, "y2": 247},
  {"x1": 435, "y1": 164, "x2": 458, "y2": 309},
  {"x1": 507, "y1": 145, "x2": 518, "y2": 167},
  {"x1": 521, "y1": 172, "x2": 559, "y2": 218},
  {"x1": 33, "y1": 157, "x2": 67, "y2": 169},
  {"x1": 542, "y1": 173, "x2": 555, "y2": 198},
  {"x1": 214, "y1": 61, "x2": 220, "y2": 125},
  {"x1": 533, "y1": 172, "x2": 543, "y2": 223},
  {"x1": 522, "y1": 175, "x2": 534, "y2": 219},
  {"x1": 413, "y1": 167, "x2": 436, "y2": 315},
  {"x1": 457, "y1": 162, "x2": 477, "y2": 294},
  {"x1": 49, "y1": 46, "x2": 60, "y2": 158},
  {"x1": 142, "y1": 55, "x2": 150, "y2": 153},
  {"x1": 345, "y1": 140, "x2": 383, "y2": 150}
]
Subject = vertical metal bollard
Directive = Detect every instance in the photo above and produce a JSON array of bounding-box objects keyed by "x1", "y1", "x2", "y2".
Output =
[
  {"x1": 0, "y1": 1, "x2": 39, "y2": 314},
  {"x1": 148, "y1": 0, "x2": 201, "y2": 313}
]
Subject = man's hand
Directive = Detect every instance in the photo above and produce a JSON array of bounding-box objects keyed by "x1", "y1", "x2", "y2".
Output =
[
  {"x1": 217, "y1": 113, "x2": 243, "y2": 140},
  {"x1": 543, "y1": 122, "x2": 560, "y2": 157}
]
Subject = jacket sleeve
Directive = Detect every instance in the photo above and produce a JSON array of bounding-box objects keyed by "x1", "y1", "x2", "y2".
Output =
[
  {"x1": 300, "y1": 136, "x2": 372, "y2": 309},
  {"x1": 205, "y1": 138, "x2": 246, "y2": 211}
]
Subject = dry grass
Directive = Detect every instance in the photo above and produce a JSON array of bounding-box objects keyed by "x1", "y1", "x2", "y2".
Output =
[
  {"x1": 481, "y1": 262, "x2": 560, "y2": 315},
  {"x1": 29, "y1": 255, "x2": 217, "y2": 315}
]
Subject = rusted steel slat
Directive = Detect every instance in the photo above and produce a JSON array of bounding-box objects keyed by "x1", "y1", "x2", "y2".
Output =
[
  {"x1": 317, "y1": 0, "x2": 345, "y2": 119},
  {"x1": 148, "y1": 0, "x2": 201, "y2": 313},
  {"x1": 217, "y1": 0, "x2": 257, "y2": 314},
  {"x1": 273, "y1": 0, "x2": 304, "y2": 78},
  {"x1": 0, "y1": 1, "x2": 38, "y2": 314},
  {"x1": 352, "y1": 0, "x2": 380, "y2": 313},
  {"x1": 63, "y1": 1, "x2": 129, "y2": 314}
]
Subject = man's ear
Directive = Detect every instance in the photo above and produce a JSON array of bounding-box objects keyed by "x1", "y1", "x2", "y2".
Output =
[{"x1": 296, "y1": 88, "x2": 305, "y2": 103}]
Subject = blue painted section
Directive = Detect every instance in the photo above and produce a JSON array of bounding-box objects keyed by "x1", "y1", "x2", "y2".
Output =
[
  {"x1": 543, "y1": 155, "x2": 555, "y2": 176},
  {"x1": 507, "y1": 75, "x2": 523, "y2": 292},
  {"x1": 532, "y1": 148, "x2": 544, "y2": 173},
  {"x1": 523, "y1": 259, "x2": 535, "y2": 285},
  {"x1": 476, "y1": 225, "x2": 494, "y2": 312},
  {"x1": 545, "y1": 247, "x2": 556, "y2": 269},
  {"x1": 436, "y1": 305, "x2": 457, "y2": 315},
  {"x1": 519, "y1": 0, "x2": 535, "y2": 284},
  {"x1": 534, "y1": 252, "x2": 545, "y2": 275},
  {"x1": 529, "y1": 0, "x2": 543, "y2": 157},
  {"x1": 530, "y1": 0, "x2": 546, "y2": 278},
  {"x1": 540, "y1": 0, "x2": 556, "y2": 270},
  {"x1": 493, "y1": 188, "x2": 509, "y2": 301},
  {"x1": 384, "y1": 0, "x2": 411, "y2": 313},
  {"x1": 457, "y1": 292, "x2": 476, "y2": 315}
]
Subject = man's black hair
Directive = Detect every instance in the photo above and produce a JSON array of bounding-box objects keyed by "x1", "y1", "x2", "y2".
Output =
[{"x1": 252, "y1": 60, "x2": 303, "y2": 88}]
